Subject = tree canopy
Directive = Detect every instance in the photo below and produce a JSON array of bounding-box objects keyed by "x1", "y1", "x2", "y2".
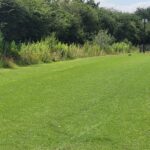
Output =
[{"x1": 0, "y1": 0, "x2": 149, "y2": 45}]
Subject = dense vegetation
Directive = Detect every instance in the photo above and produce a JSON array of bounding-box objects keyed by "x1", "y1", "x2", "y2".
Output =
[{"x1": 0, "y1": 0, "x2": 150, "y2": 67}]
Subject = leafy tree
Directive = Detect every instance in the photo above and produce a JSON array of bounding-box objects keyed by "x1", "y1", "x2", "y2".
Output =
[
  {"x1": 135, "y1": 7, "x2": 150, "y2": 20},
  {"x1": 113, "y1": 14, "x2": 141, "y2": 44},
  {"x1": 0, "y1": 0, "x2": 29, "y2": 42},
  {"x1": 0, "y1": 0, "x2": 149, "y2": 54},
  {"x1": 98, "y1": 10, "x2": 116, "y2": 35},
  {"x1": 93, "y1": 30, "x2": 115, "y2": 50},
  {"x1": 86, "y1": 0, "x2": 100, "y2": 8}
]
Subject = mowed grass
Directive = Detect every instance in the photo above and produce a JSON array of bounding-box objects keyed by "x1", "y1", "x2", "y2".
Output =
[{"x1": 0, "y1": 54, "x2": 150, "y2": 150}]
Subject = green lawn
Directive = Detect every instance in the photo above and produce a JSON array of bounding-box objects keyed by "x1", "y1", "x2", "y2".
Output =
[{"x1": 0, "y1": 54, "x2": 150, "y2": 150}]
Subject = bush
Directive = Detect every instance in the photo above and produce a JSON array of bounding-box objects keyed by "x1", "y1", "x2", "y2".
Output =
[
  {"x1": 0, "y1": 57, "x2": 17, "y2": 68},
  {"x1": 44, "y1": 34, "x2": 58, "y2": 51},
  {"x1": 52, "y1": 42, "x2": 69, "y2": 61},
  {"x1": 83, "y1": 42, "x2": 103, "y2": 56},
  {"x1": 19, "y1": 41, "x2": 51, "y2": 64},
  {"x1": 67, "y1": 42, "x2": 102, "y2": 59},
  {"x1": 93, "y1": 30, "x2": 115, "y2": 52},
  {"x1": 9, "y1": 41, "x2": 20, "y2": 60},
  {"x1": 19, "y1": 35, "x2": 62, "y2": 64},
  {"x1": 67, "y1": 44, "x2": 83, "y2": 58},
  {"x1": 110, "y1": 42, "x2": 131, "y2": 53}
]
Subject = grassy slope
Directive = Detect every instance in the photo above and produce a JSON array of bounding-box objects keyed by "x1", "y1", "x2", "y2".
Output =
[{"x1": 0, "y1": 54, "x2": 150, "y2": 150}]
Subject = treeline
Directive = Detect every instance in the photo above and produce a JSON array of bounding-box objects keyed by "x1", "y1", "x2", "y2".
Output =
[{"x1": 0, "y1": 0, "x2": 150, "y2": 67}]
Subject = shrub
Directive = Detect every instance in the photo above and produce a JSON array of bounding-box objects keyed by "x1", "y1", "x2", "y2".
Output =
[
  {"x1": 110, "y1": 42, "x2": 131, "y2": 53},
  {"x1": 82, "y1": 42, "x2": 102, "y2": 56},
  {"x1": 53, "y1": 42, "x2": 69, "y2": 61},
  {"x1": 67, "y1": 44, "x2": 83, "y2": 58},
  {"x1": 93, "y1": 30, "x2": 115, "y2": 52},
  {"x1": 44, "y1": 34, "x2": 58, "y2": 51},
  {"x1": 0, "y1": 57, "x2": 17, "y2": 68},
  {"x1": 9, "y1": 41, "x2": 21, "y2": 60},
  {"x1": 19, "y1": 41, "x2": 51, "y2": 64}
]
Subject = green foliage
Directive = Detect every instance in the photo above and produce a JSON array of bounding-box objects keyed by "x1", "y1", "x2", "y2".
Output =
[
  {"x1": 17, "y1": 34, "x2": 138, "y2": 65},
  {"x1": 0, "y1": 57, "x2": 17, "y2": 68},
  {"x1": 82, "y1": 42, "x2": 102, "y2": 56},
  {"x1": 19, "y1": 42, "x2": 51, "y2": 64},
  {"x1": 0, "y1": 59, "x2": 2, "y2": 68},
  {"x1": 9, "y1": 41, "x2": 20, "y2": 59},
  {"x1": 0, "y1": 0, "x2": 149, "y2": 46},
  {"x1": 67, "y1": 44, "x2": 82, "y2": 58},
  {"x1": 44, "y1": 34, "x2": 58, "y2": 50},
  {"x1": 135, "y1": 7, "x2": 150, "y2": 20},
  {"x1": 93, "y1": 30, "x2": 115, "y2": 52},
  {"x1": 0, "y1": 33, "x2": 138, "y2": 67},
  {"x1": 19, "y1": 35, "x2": 102, "y2": 64},
  {"x1": 110, "y1": 42, "x2": 138, "y2": 53},
  {"x1": 114, "y1": 14, "x2": 142, "y2": 44},
  {"x1": 98, "y1": 8, "x2": 116, "y2": 35},
  {"x1": 0, "y1": 32, "x2": 3, "y2": 54}
]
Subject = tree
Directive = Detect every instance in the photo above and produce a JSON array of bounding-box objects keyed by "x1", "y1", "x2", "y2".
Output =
[
  {"x1": 98, "y1": 8, "x2": 123, "y2": 38},
  {"x1": 93, "y1": 30, "x2": 114, "y2": 50},
  {"x1": 113, "y1": 14, "x2": 141, "y2": 44},
  {"x1": 86, "y1": 0, "x2": 100, "y2": 8},
  {"x1": 0, "y1": 0, "x2": 31, "y2": 42}
]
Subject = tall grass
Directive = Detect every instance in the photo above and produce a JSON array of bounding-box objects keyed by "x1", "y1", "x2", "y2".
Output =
[
  {"x1": 19, "y1": 42, "x2": 51, "y2": 64},
  {"x1": 18, "y1": 38, "x2": 139, "y2": 65},
  {"x1": 0, "y1": 33, "x2": 139, "y2": 67},
  {"x1": 110, "y1": 42, "x2": 138, "y2": 54}
]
